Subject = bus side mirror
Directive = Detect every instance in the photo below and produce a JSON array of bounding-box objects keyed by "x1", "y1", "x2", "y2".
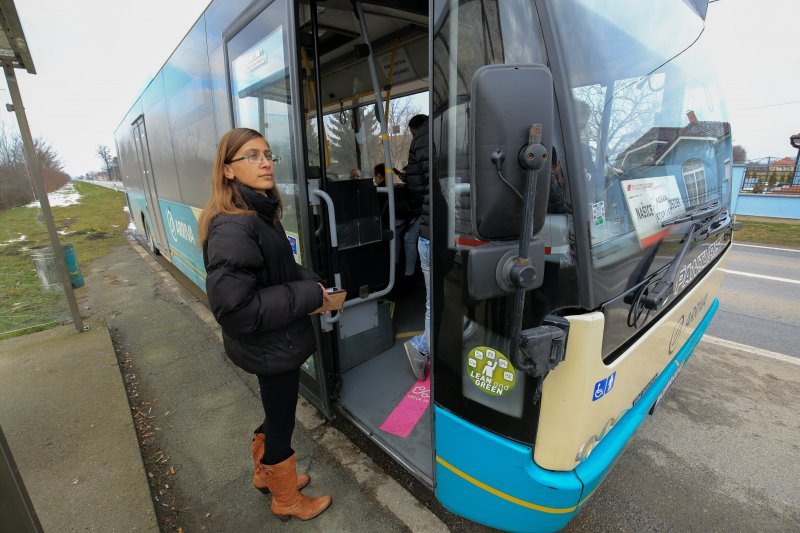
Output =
[{"x1": 470, "y1": 64, "x2": 554, "y2": 241}]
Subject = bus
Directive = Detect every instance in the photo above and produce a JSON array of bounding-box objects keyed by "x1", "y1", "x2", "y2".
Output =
[{"x1": 114, "y1": 1, "x2": 732, "y2": 531}]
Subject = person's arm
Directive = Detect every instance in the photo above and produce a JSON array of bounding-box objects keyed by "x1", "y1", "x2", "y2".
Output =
[
  {"x1": 297, "y1": 265, "x2": 322, "y2": 283},
  {"x1": 205, "y1": 222, "x2": 323, "y2": 336}
]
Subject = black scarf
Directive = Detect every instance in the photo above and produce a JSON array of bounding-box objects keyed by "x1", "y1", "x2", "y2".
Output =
[{"x1": 236, "y1": 182, "x2": 279, "y2": 224}]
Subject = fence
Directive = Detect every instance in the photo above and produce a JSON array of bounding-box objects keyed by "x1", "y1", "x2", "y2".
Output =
[
  {"x1": 731, "y1": 163, "x2": 800, "y2": 220},
  {"x1": 740, "y1": 159, "x2": 800, "y2": 194}
]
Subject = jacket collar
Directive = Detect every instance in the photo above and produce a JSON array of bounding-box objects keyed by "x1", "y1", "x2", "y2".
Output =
[{"x1": 236, "y1": 182, "x2": 279, "y2": 222}]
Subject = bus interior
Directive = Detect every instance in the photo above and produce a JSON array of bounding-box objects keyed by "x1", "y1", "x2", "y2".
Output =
[{"x1": 294, "y1": 2, "x2": 434, "y2": 483}]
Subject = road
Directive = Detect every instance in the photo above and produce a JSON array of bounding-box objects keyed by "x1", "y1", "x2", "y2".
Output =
[
  {"x1": 706, "y1": 242, "x2": 800, "y2": 359},
  {"x1": 566, "y1": 241, "x2": 800, "y2": 531}
]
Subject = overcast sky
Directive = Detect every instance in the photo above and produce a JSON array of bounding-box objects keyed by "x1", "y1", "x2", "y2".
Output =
[{"x1": 5, "y1": 0, "x2": 800, "y2": 176}]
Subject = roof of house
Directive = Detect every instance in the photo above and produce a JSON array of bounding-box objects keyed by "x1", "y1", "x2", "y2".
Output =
[
  {"x1": 770, "y1": 157, "x2": 795, "y2": 167},
  {"x1": 616, "y1": 121, "x2": 731, "y2": 167}
]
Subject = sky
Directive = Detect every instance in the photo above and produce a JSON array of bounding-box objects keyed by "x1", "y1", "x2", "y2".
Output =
[{"x1": 5, "y1": 0, "x2": 800, "y2": 177}]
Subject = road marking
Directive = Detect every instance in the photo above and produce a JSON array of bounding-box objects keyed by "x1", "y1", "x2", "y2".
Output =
[
  {"x1": 732, "y1": 242, "x2": 800, "y2": 253},
  {"x1": 702, "y1": 335, "x2": 800, "y2": 366},
  {"x1": 720, "y1": 268, "x2": 800, "y2": 285}
]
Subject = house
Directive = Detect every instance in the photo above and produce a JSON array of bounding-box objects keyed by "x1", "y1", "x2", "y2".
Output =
[
  {"x1": 769, "y1": 157, "x2": 795, "y2": 172},
  {"x1": 614, "y1": 119, "x2": 732, "y2": 207}
]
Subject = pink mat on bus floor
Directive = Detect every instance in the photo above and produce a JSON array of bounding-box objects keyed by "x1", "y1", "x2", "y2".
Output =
[{"x1": 379, "y1": 374, "x2": 430, "y2": 438}]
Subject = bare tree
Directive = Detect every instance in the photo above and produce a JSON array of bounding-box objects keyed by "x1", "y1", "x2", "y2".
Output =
[
  {"x1": 732, "y1": 145, "x2": 748, "y2": 164},
  {"x1": 0, "y1": 124, "x2": 69, "y2": 211},
  {"x1": 96, "y1": 144, "x2": 114, "y2": 181}
]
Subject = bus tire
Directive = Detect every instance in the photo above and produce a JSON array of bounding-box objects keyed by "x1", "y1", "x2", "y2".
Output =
[{"x1": 142, "y1": 217, "x2": 161, "y2": 256}]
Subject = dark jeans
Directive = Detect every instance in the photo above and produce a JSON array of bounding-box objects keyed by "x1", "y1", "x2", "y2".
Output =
[{"x1": 256, "y1": 368, "x2": 300, "y2": 465}]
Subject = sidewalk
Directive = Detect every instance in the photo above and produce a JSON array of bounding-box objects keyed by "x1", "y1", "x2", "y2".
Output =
[
  {"x1": 0, "y1": 320, "x2": 157, "y2": 531},
  {"x1": 0, "y1": 239, "x2": 448, "y2": 532}
]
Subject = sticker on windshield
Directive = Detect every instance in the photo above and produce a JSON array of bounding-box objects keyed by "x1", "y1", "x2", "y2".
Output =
[
  {"x1": 621, "y1": 175, "x2": 685, "y2": 248},
  {"x1": 592, "y1": 201, "x2": 606, "y2": 226},
  {"x1": 467, "y1": 346, "x2": 517, "y2": 397}
]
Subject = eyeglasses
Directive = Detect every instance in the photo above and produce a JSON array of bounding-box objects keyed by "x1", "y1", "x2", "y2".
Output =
[{"x1": 227, "y1": 152, "x2": 280, "y2": 165}]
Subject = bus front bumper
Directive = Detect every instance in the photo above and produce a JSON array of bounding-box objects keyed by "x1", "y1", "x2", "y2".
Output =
[{"x1": 434, "y1": 298, "x2": 719, "y2": 533}]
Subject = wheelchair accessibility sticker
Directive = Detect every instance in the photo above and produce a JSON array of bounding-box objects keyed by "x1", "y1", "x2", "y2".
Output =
[
  {"x1": 592, "y1": 371, "x2": 616, "y2": 402},
  {"x1": 467, "y1": 346, "x2": 517, "y2": 397}
]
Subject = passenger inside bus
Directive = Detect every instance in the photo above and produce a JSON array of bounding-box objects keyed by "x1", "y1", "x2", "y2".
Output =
[
  {"x1": 402, "y1": 114, "x2": 431, "y2": 381},
  {"x1": 374, "y1": 162, "x2": 414, "y2": 288}
]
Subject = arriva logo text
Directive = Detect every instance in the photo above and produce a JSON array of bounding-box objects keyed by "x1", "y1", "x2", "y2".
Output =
[{"x1": 167, "y1": 209, "x2": 196, "y2": 245}]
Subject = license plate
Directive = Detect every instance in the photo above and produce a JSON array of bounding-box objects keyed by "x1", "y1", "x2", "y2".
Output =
[{"x1": 649, "y1": 365, "x2": 681, "y2": 415}]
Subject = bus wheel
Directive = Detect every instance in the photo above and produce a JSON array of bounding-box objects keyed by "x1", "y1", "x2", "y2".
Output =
[{"x1": 142, "y1": 218, "x2": 161, "y2": 256}]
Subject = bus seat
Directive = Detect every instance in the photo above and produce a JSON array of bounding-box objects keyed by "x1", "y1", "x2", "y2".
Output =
[{"x1": 325, "y1": 180, "x2": 390, "y2": 296}]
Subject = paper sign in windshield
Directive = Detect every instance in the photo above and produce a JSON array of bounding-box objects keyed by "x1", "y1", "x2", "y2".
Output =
[{"x1": 622, "y1": 176, "x2": 685, "y2": 248}]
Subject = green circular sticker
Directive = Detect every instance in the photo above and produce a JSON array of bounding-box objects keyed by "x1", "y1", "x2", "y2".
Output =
[{"x1": 467, "y1": 346, "x2": 517, "y2": 396}]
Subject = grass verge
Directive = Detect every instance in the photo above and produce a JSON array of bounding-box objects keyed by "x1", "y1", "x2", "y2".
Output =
[
  {"x1": 0, "y1": 182, "x2": 129, "y2": 336},
  {"x1": 734, "y1": 216, "x2": 800, "y2": 249}
]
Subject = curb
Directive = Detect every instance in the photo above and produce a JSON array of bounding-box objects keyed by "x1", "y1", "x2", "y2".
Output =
[{"x1": 129, "y1": 240, "x2": 448, "y2": 532}]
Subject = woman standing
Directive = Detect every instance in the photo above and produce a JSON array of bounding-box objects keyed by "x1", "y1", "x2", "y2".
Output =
[{"x1": 198, "y1": 128, "x2": 332, "y2": 521}]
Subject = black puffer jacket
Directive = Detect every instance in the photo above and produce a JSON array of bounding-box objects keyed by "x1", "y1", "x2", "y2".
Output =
[
  {"x1": 404, "y1": 119, "x2": 430, "y2": 238},
  {"x1": 203, "y1": 184, "x2": 322, "y2": 375}
]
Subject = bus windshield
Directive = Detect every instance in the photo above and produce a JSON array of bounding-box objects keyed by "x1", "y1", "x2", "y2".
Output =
[{"x1": 550, "y1": 0, "x2": 732, "y2": 269}]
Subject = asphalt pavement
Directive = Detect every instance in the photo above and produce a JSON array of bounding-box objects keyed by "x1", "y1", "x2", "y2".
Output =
[{"x1": 706, "y1": 242, "x2": 800, "y2": 358}]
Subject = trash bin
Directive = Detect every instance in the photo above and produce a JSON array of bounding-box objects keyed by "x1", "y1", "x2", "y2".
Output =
[{"x1": 30, "y1": 243, "x2": 84, "y2": 291}]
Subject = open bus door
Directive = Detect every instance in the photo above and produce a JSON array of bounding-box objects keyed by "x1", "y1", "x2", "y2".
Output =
[
  {"x1": 224, "y1": 0, "x2": 336, "y2": 418},
  {"x1": 293, "y1": 0, "x2": 435, "y2": 484}
]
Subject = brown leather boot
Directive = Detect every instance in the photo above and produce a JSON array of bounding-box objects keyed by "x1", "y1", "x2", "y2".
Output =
[
  {"x1": 251, "y1": 433, "x2": 310, "y2": 493},
  {"x1": 264, "y1": 454, "x2": 331, "y2": 521}
]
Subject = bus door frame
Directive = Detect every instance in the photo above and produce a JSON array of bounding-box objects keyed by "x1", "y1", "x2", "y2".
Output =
[
  {"x1": 221, "y1": 0, "x2": 336, "y2": 418},
  {"x1": 131, "y1": 115, "x2": 171, "y2": 260}
]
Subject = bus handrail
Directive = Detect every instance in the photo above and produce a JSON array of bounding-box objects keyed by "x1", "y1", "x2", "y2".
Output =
[{"x1": 311, "y1": 187, "x2": 395, "y2": 319}]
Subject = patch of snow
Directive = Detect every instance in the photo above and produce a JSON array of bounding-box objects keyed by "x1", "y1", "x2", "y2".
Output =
[
  {"x1": 5, "y1": 234, "x2": 27, "y2": 243},
  {"x1": 26, "y1": 182, "x2": 81, "y2": 208},
  {"x1": 127, "y1": 221, "x2": 137, "y2": 232},
  {"x1": 123, "y1": 206, "x2": 130, "y2": 212}
]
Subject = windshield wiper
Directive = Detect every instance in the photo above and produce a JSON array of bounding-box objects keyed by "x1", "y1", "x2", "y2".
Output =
[
  {"x1": 660, "y1": 200, "x2": 721, "y2": 228},
  {"x1": 643, "y1": 206, "x2": 728, "y2": 311}
]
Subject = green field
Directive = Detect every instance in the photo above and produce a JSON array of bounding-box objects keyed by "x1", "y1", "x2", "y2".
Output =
[
  {"x1": 0, "y1": 182, "x2": 129, "y2": 338},
  {"x1": 734, "y1": 216, "x2": 800, "y2": 249}
]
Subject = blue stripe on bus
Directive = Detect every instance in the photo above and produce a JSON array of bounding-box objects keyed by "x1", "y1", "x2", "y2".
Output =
[
  {"x1": 435, "y1": 409, "x2": 582, "y2": 533},
  {"x1": 434, "y1": 297, "x2": 720, "y2": 533},
  {"x1": 574, "y1": 297, "x2": 719, "y2": 507}
]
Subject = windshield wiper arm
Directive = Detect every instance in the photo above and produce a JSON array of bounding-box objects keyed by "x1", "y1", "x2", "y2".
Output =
[
  {"x1": 642, "y1": 222, "x2": 698, "y2": 310},
  {"x1": 660, "y1": 200, "x2": 721, "y2": 228},
  {"x1": 644, "y1": 206, "x2": 729, "y2": 311}
]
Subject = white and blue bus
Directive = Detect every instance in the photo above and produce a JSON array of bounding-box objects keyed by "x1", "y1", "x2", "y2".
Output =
[{"x1": 115, "y1": 1, "x2": 732, "y2": 531}]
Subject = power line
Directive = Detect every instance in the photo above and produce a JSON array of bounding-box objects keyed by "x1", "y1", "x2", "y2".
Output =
[{"x1": 734, "y1": 99, "x2": 800, "y2": 112}]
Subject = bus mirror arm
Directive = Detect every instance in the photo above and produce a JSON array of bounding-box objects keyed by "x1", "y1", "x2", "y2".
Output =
[{"x1": 507, "y1": 135, "x2": 550, "y2": 371}]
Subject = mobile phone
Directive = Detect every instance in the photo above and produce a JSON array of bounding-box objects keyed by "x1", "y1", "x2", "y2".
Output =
[{"x1": 326, "y1": 287, "x2": 344, "y2": 294}]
